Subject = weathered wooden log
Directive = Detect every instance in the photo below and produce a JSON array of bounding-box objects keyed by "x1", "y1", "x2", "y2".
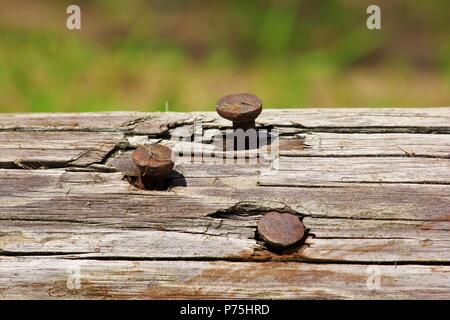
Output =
[{"x1": 0, "y1": 108, "x2": 449, "y2": 299}]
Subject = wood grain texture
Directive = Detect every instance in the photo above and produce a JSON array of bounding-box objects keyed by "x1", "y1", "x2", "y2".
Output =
[
  {"x1": 260, "y1": 157, "x2": 450, "y2": 186},
  {"x1": 259, "y1": 108, "x2": 450, "y2": 129},
  {"x1": 278, "y1": 133, "x2": 450, "y2": 157},
  {"x1": 0, "y1": 108, "x2": 449, "y2": 299},
  {"x1": 1, "y1": 170, "x2": 449, "y2": 263},
  {"x1": 126, "y1": 132, "x2": 450, "y2": 158},
  {"x1": 2, "y1": 132, "x2": 449, "y2": 170},
  {"x1": 0, "y1": 258, "x2": 449, "y2": 299},
  {"x1": 1, "y1": 108, "x2": 449, "y2": 132},
  {"x1": 0, "y1": 131, "x2": 124, "y2": 167}
]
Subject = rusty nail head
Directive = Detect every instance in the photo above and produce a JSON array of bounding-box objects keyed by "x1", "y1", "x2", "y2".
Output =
[
  {"x1": 216, "y1": 93, "x2": 262, "y2": 131},
  {"x1": 132, "y1": 144, "x2": 174, "y2": 181},
  {"x1": 257, "y1": 212, "x2": 305, "y2": 248}
]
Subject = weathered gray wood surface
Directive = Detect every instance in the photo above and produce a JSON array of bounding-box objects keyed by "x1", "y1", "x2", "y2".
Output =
[{"x1": 0, "y1": 109, "x2": 449, "y2": 299}]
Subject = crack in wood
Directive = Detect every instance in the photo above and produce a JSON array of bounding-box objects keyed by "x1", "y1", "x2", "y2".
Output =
[{"x1": 208, "y1": 201, "x2": 300, "y2": 218}]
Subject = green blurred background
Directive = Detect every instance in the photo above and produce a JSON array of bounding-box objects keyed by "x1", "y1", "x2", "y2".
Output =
[{"x1": 0, "y1": 0, "x2": 449, "y2": 112}]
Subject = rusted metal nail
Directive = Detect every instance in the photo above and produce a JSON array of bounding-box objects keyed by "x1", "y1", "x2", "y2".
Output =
[
  {"x1": 257, "y1": 212, "x2": 305, "y2": 248},
  {"x1": 216, "y1": 93, "x2": 262, "y2": 131},
  {"x1": 132, "y1": 144, "x2": 174, "y2": 188}
]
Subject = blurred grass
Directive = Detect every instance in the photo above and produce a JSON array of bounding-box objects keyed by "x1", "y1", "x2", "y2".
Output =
[{"x1": 0, "y1": 0, "x2": 449, "y2": 112}]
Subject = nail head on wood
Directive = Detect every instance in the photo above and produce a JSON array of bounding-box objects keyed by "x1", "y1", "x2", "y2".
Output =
[
  {"x1": 257, "y1": 211, "x2": 305, "y2": 248},
  {"x1": 132, "y1": 144, "x2": 174, "y2": 188},
  {"x1": 216, "y1": 93, "x2": 263, "y2": 130}
]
